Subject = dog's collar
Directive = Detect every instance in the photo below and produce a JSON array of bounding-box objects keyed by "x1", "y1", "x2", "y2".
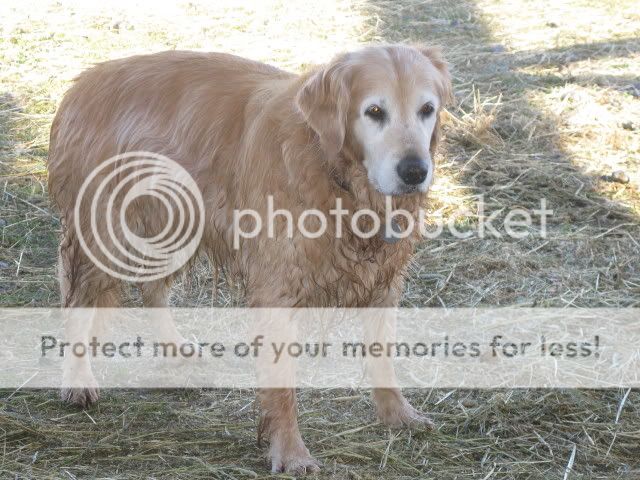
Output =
[
  {"x1": 330, "y1": 170, "x2": 351, "y2": 194},
  {"x1": 381, "y1": 218, "x2": 402, "y2": 244}
]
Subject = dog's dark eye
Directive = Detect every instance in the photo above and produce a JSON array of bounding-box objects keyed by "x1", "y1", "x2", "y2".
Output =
[
  {"x1": 419, "y1": 102, "x2": 435, "y2": 118},
  {"x1": 365, "y1": 104, "x2": 386, "y2": 122}
]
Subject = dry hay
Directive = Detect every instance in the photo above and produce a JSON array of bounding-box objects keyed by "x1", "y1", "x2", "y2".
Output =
[{"x1": 1, "y1": 0, "x2": 638, "y2": 477}]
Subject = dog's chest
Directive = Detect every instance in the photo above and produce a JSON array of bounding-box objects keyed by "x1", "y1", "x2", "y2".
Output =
[{"x1": 300, "y1": 236, "x2": 414, "y2": 307}]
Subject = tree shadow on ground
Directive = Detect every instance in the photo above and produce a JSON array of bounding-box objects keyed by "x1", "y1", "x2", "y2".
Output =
[
  {"x1": 512, "y1": 36, "x2": 640, "y2": 67},
  {"x1": 359, "y1": 0, "x2": 639, "y2": 476},
  {"x1": 362, "y1": 0, "x2": 639, "y2": 309}
]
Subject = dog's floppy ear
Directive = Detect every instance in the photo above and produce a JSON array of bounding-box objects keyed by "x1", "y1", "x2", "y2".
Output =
[
  {"x1": 415, "y1": 46, "x2": 453, "y2": 156},
  {"x1": 416, "y1": 46, "x2": 453, "y2": 105},
  {"x1": 295, "y1": 54, "x2": 351, "y2": 156}
]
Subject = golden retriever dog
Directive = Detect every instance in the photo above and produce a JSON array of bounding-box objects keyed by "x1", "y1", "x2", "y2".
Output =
[{"x1": 48, "y1": 44, "x2": 451, "y2": 473}]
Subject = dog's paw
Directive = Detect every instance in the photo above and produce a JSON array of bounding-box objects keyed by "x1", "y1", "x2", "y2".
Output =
[
  {"x1": 271, "y1": 452, "x2": 320, "y2": 475},
  {"x1": 374, "y1": 389, "x2": 435, "y2": 430},
  {"x1": 60, "y1": 386, "x2": 100, "y2": 408},
  {"x1": 269, "y1": 440, "x2": 320, "y2": 474},
  {"x1": 61, "y1": 362, "x2": 99, "y2": 408},
  {"x1": 379, "y1": 403, "x2": 435, "y2": 429}
]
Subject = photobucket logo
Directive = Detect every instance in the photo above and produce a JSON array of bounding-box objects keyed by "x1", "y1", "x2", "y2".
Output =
[
  {"x1": 74, "y1": 152, "x2": 205, "y2": 282},
  {"x1": 232, "y1": 196, "x2": 553, "y2": 248}
]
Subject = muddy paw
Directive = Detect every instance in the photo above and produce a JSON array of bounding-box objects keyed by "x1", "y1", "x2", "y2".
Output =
[{"x1": 60, "y1": 386, "x2": 99, "y2": 408}]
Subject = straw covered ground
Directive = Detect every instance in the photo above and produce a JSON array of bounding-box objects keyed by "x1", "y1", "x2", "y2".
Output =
[{"x1": 1, "y1": 0, "x2": 639, "y2": 477}]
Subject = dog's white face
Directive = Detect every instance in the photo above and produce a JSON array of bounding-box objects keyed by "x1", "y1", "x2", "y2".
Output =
[
  {"x1": 296, "y1": 45, "x2": 451, "y2": 197},
  {"x1": 354, "y1": 91, "x2": 440, "y2": 196},
  {"x1": 346, "y1": 46, "x2": 450, "y2": 196}
]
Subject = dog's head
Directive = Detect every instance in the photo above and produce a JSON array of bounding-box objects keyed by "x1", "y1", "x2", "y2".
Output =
[{"x1": 296, "y1": 45, "x2": 452, "y2": 196}]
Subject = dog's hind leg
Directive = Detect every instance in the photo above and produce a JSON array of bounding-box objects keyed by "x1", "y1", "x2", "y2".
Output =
[
  {"x1": 58, "y1": 224, "x2": 123, "y2": 407},
  {"x1": 140, "y1": 280, "x2": 187, "y2": 345},
  {"x1": 60, "y1": 289, "x2": 120, "y2": 407}
]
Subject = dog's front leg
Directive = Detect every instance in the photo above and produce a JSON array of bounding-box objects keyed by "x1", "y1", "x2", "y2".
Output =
[
  {"x1": 365, "y1": 307, "x2": 435, "y2": 429},
  {"x1": 258, "y1": 388, "x2": 319, "y2": 474},
  {"x1": 252, "y1": 307, "x2": 319, "y2": 474}
]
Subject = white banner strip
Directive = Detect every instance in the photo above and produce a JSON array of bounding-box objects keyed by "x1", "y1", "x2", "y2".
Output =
[{"x1": 1, "y1": 308, "x2": 638, "y2": 389}]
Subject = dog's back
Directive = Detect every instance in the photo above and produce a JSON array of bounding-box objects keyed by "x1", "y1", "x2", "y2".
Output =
[
  {"x1": 48, "y1": 50, "x2": 290, "y2": 214},
  {"x1": 49, "y1": 51, "x2": 298, "y2": 304}
]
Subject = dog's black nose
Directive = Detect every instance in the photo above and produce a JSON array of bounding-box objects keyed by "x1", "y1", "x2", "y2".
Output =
[{"x1": 396, "y1": 154, "x2": 428, "y2": 185}]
